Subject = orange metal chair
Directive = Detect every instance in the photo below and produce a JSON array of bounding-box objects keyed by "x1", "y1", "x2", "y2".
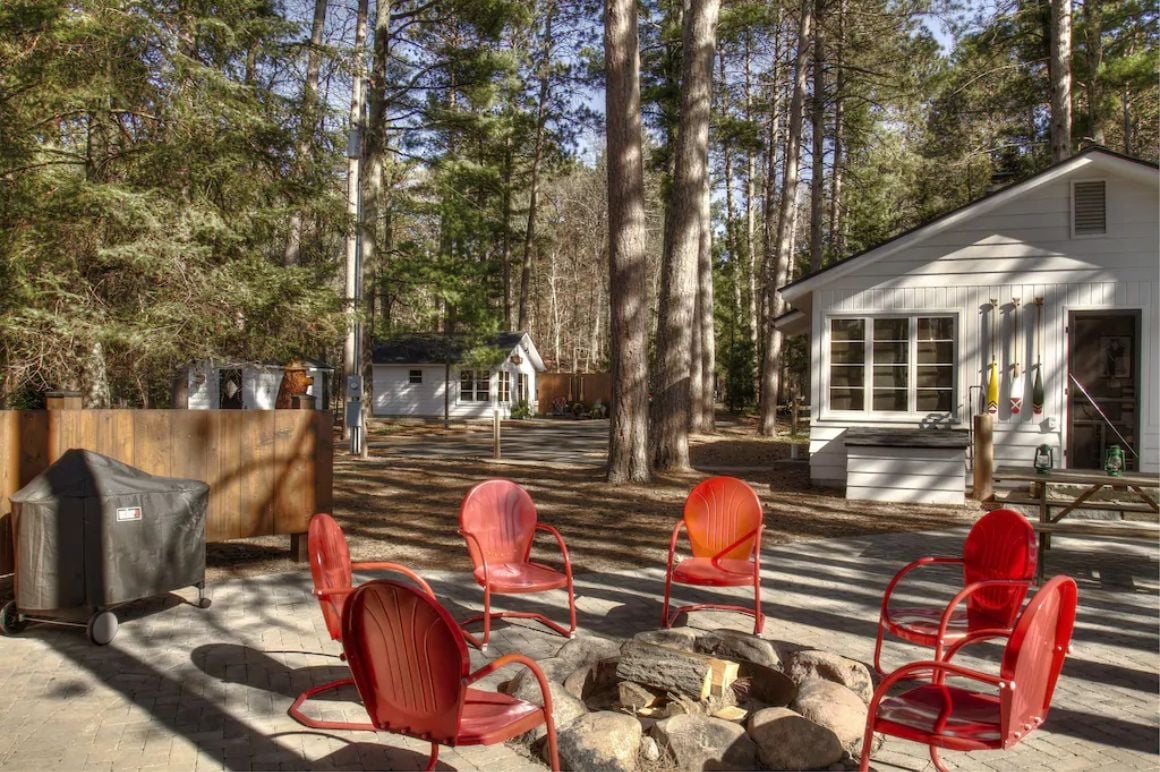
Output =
[
  {"x1": 873, "y1": 508, "x2": 1037, "y2": 674},
  {"x1": 289, "y1": 513, "x2": 436, "y2": 730},
  {"x1": 860, "y1": 575, "x2": 1078, "y2": 772},
  {"x1": 662, "y1": 476, "x2": 765, "y2": 634},
  {"x1": 343, "y1": 579, "x2": 560, "y2": 771},
  {"x1": 459, "y1": 479, "x2": 577, "y2": 650}
]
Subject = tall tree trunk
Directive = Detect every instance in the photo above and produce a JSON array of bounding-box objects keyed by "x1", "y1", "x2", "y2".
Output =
[
  {"x1": 1050, "y1": 0, "x2": 1073, "y2": 162},
  {"x1": 1122, "y1": 85, "x2": 1132, "y2": 155},
  {"x1": 759, "y1": 1, "x2": 811, "y2": 436},
  {"x1": 690, "y1": 268, "x2": 704, "y2": 431},
  {"x1": 518, "y1": 1, "x2": 557, "y2": 332},
  {"x1": 605, "y1": 0, "x2": 651, "y2": 483},
  {"x1": 285, "y1": 0, "x2": 328, "y2": 266},
  {"x1": 1084, "y1": 0, "x2": 1104, "y2": 145},
  {"x1": 342, "y1": 0, "x2": 368, "y2": 441},
  {"x1": 743, "y1": 34, "x2": 758, "y2": 362},
  {"x1": 698, "y1": 165, "x2": 716, "y2": 431},
  {"x1": 758, "y1": 17, "x2": 781, "y2": 407},
  {"x1": 809, "y1": 0, "x2": 825, "y2": 272},
  {"x1": 500, "y1": 142, "x2": 514, "y2": 328},
  {"x1": 651, "y1": 0, "x2": 720, "y2": 471},
  {"x1": 829, "y1": 0, "x2": 845, "y2": 259}
]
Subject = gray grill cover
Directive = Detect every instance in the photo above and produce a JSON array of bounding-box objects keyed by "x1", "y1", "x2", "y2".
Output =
[{"x1": 10, "y1": 449, "x2": 208, "y2": 612}]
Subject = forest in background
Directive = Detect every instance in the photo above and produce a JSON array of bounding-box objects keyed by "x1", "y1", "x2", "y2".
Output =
[{"x1": 1, "y1": 0, "x2": 1156, "y2": 430}]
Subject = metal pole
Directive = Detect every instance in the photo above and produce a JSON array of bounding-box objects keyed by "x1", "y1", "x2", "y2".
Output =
[{"x1": 493, "y1": 409, "x2": 501, "y2": 460}]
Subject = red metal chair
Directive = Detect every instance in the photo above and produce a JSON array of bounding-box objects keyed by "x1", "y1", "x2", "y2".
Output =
[
  {"x1": 343, "y1": 579, "x2": 560, "y2": 771},
  {"x1": 662, "y1": 476, "x2": 765, "y2": 634},
  {"x1": 459, "y1": 479, "x2": 576, "y2": 650},
  {"x1": 860, "y1": 575, "x2": 1078, "y2": 772},
  {"x1": 874, "y1": 508, "x2": 1037, "y2": 674},
  {"x1": 289, "y1": 513, "x2": 436, "y2": 730}
]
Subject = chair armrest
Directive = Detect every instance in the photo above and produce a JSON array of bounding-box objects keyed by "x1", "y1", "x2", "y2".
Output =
[
  {"x1": 710, "y1": 527, "x2": 761, "y2": 573},
  {"x1": 942, "y1": 630, "x2": 1014, "y2": 662},
  {"x1": 880, "y1": 556, "x2": 964, "y2": 618},
  {"x1": 461, "y1": 529, "x2": 491, "y2": 587},
  {"x1": 466, "y1": 654, "x2": 555, "y2": 715},
  {"x1": 533, "y1": 524, "x2": 574, "y2": 580},
  {"x1": 349, "y1": 562, "x2": 435, "y2": 597},
  {"x1": 313, "y1": 587, "x2": 353, "y2": 599},
  {"x1": 666, "y1": 520, "x2": 686, "y2": 573},
  {"x1": 935, "y1": 578, "x2": 1033, "y2": 647}
]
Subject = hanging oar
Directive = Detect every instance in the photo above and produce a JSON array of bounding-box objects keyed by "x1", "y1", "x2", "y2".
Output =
[
  {"x1": 1010, "y1": 297, "x2": 1024, "y2": 415},
  {"x1": 986, "y1": 299, "x2": 999, "y2": 415},
  {"x1": 1032, "y1": 297, "x2": 1045, "y2": 415}
]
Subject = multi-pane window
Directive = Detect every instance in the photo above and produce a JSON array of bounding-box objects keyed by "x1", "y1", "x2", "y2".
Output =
[
  {"x1": 460, "y1": 369, "x2": 490, "y2": 402},
  {"x1": 408, "y1": 369, "x2": 423, "y2": 384},
  {"x1": 829, "y1": 316, "x2": 955, "y2": 414},
  {"x1": 498, "y1": 371, "x2": 511, "y2": 402}
]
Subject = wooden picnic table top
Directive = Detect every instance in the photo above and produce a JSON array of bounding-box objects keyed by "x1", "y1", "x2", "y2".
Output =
[{"x1": 994, "y1": 465, "x2": 1160, "y2": 488}]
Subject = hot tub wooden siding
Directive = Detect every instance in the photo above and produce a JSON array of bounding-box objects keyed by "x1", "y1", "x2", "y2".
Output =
[{"x1": 844, "y1": 429, "x2": 969, "y2": 505}]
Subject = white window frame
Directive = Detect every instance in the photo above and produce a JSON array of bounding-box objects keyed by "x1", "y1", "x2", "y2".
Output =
[
  {"x1": 459, "y1": 369, "x2": 490, "y2": 403},
  {"x1": 1070, "y1": 178, "x2": 1107, "y2": 239},
  {"x1": 498, "y1": 371, "x2": 511, "y2": 403},
  {"x1": 824, "y1": 312, "x2": 959, "y2": 420}
]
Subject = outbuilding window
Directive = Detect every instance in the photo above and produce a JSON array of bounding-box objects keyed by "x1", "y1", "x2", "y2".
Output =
[
  {"x1": 408, "y1": 369, "x2": 423, "y2": 384},
  {"x1": 498, "y1": 371, "x2": 511, "y2": 402},
  {"x1": 1071, "y1": 180, "x2": 1106, "y2": 236},
  {"x1": 829, "y1": 316, "x2": 955, "y2": 414},
  {"x1": 460, "y1": 369, "x2": 490, "y2": 402}
]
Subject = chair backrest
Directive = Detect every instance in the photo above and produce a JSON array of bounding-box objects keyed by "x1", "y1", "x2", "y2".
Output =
[
  {"x1": 998, "y1": 575, "x2": 1078, "y2": 748},
  {"x1": 308, "y1": 513, "x2": 353, "y2": 640},
  {"x1": 342, "y1": 579, "x2": 469, "y2": 743},
  {"x1": 961, "y1": 508, "x2": 1038, "y2": 626},
  {"x1": 683, "y1": 476, "x2": 764, "y2": 560},
  {"x1": 459, "y1": 479, "x2": 538, "y2": 568}
]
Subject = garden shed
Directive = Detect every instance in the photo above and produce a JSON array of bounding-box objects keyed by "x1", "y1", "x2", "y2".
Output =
[
  {"x1": 175, "y1": 359, "x2": 333, "y2": 410},
  {"x1": 371, "y1": 331, "x2": 545, "y2": 418},
  {"x1": 775, "y1": 147, "x2": 1159, "y2": 496}
]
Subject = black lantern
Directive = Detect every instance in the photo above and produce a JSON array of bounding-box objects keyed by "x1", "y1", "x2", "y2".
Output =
[{"x1": 1033, "y1": 444, "x2": 1053, "y2": 475}]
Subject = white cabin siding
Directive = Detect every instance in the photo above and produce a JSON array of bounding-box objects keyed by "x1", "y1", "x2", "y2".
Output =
[{"x1": 807, "y1": 168, "x2": 1159, "y2": 483}]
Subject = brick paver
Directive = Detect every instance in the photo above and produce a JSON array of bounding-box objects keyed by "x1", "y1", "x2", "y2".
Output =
[{"x1": 0, "y1": 527, "x2": 1155, "y2": 771}]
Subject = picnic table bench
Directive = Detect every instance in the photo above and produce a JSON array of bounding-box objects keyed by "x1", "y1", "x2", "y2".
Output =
[{"x1": 993, "y1": 466, "x2": 1160, "y2": 581}]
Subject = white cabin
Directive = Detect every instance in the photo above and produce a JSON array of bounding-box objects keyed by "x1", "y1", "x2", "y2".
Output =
[
  {"x1": 178, "y1": 359, "x2": 333, "y2": 410},
  {"x1": 776, "y1": 148, "x2": 1159, "y2": 495},
  {"x1": 371, "y1": 332, "x2": 545, "y2": 419}
]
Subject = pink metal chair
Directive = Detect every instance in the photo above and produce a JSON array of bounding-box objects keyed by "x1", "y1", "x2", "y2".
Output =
[
  {"x1": 459, "y1": 479, "x2": 576, "y2": 650},
  {"x1": 662, "y1": 476, "x2": 765, "y2": 634},
  {"x1": 860, "y1": 575, "x2": 1078, "y2": 772},
  {"x1": 343, "y1": 579, "x2": 560, "y2": 771},
  {"x1": 874, "y1": 508, "x2": 1037, "y2": 673},
  {"x1": 289, "y1": 513, "x2": 436, "y2": 730}
]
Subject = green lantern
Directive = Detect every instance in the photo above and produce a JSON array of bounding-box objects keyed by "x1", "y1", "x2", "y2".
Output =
[
  {"x1": 1033, "y1": 444, "x2": 1054, "y2": 475},
  {"x1": 1104, "y1": 445, "x2": 1125, "y2": 477}
]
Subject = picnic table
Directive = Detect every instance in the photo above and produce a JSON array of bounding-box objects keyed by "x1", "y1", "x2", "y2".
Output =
[{"x1": 993, "y1": 466, "x2": 1160, "y2": 581}]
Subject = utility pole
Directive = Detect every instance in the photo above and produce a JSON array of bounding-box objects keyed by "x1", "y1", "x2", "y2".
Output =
[{"x1": 343, "y1": 0, "x2": 368, "y2": 453}]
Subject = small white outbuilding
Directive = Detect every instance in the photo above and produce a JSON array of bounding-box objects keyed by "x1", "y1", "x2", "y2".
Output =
[
  {"x1": 176, "y1": 359, "x2": 333, "y2": 410},
  {"x1": 371, "y1": 332, "x2": 545, "y2": 419},
  {"x1": 775, "y1": 147, "x2": 1159, "y2": 501}
]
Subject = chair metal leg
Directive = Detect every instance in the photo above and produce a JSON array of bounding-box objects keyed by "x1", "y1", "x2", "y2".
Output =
[
  {"x1": 858, "y1": 719, "x2": 876, "y2": 772},
  {"x1": 929, "y1": 744, "x2": 948, "y2": 772},
  {"x1": 461, "y1": 583, "x2": 575, "y2": 647},
  {"x1": 565, "y1": 573, "x2": 577, "y2": 637},
  {"x1": 425, "y1": 742, "x2": 439, "y2": 771},
  {"x1": 661, "y1": 568, "x2": 674, "y2": 628},
  {"x1": 289, "y1": 678, "x2": 374, "y2": 731},
  {"x1": 752, "y1": 575, "x2": 764, "y2": 635},
  {"x1": 872, "y1": 621, "x2": 888, "y2": 675}
]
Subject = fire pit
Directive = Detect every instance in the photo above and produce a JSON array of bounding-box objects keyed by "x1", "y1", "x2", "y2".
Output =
[{"x1": 498, "y1": 627, "x2": 880, "y2": 771}]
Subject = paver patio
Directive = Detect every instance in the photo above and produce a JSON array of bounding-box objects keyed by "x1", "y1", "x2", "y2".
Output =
[{"x1": 0, "y1": 527, "x2": 1155, "y2": 771}]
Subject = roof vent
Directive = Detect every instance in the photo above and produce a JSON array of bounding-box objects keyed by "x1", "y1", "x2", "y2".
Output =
[{"x1": 1072, "y1": 181, "x2": 1106, "y2": 235}]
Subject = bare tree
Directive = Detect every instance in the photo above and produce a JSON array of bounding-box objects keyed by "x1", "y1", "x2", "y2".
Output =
[
  {"x1": 759, "y1": 1, "x2": 811, "y2": 436},
  {"x1": 809, "y1": 0, "x2": 825, "y2": 272},
  {"x1": 284, "y1": 0, "x2": 329, "y2": 266},
  {"x1": 652, "y1": 0, "x2": 720, "y2": 471},
  {"x1": 342, "y1": 0, "x2": 368, "y2": 441},
  {"x1": 605, "y1": 0, "x2": 651, "y2": 483},
  {"x1": 1050, "y1": 0, "x2": 1073, "y2": 162}
]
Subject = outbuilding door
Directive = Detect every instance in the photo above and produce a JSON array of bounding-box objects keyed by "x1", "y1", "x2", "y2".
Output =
[{"x1": 1067, "y1": 311, "x2": 1140, "y2": 471}]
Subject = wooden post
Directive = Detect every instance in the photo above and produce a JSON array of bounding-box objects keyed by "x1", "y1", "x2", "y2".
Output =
[
  {"x1": 973, "y1": 414, "x2": 994, "y2": 501},
  {"x1": 493, "y1": 409, "x2": 501, "y2": 460},
  {"x1": 290, "y1": 395, "x2": 315, "y2": 560},
  {"x1": 45, "y1": 390, "x2": 83, "y2": 410}
]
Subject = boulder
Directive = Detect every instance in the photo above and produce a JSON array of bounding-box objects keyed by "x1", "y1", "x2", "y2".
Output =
[
  {"x1": 747, "y1": 707, "x2": 844, "y2": 770},
  {"x1": 552, "y1": 711, "x2": 642, "y2": 772},
  {"x1": 521, "y1": 684, "x2": 588, "y2": 745},
  {"x1": 734, "y1": 661, "x2": 796, "y2": 707},
  {"x1": 555, "y1": 635, "x2": 623, "y2": 671},
  {"x1": 631, "y1": 627, "x2": 700, "y2": 651},
  {"x1": 502, "y1": 657, "x2": 574, "y2": 702},
  {"x1": 564, "y1": 657, "x2": 620, "y2": 708},
  {"x1": 652, "y1": 714, "x2": 758, "y2": 771},
  {"x1": 790, "y1": 679, "x2": 867, "y2": 753},
  {"x1": 640, "y1": 736, "x2": 661, "y2": 763},
  {"x1": 695, "y1": 629, "x2": 781, "y2": 669},
  {"x1": 784, "y1": 649, "x2": 875, "y2": 705}
]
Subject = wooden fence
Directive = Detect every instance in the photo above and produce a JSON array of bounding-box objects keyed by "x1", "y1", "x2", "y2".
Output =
[
  {"x1": 538, "y1": 372, "x2": 612, "y2": 410},
  {"x1": 0, "y1": 409, "x2": 333, "y2": 574}
]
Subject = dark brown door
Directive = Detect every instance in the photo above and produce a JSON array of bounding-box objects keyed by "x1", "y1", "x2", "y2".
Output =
[{"x1": 1067, "y1": 311, "x2": 1140, "y2": 471}]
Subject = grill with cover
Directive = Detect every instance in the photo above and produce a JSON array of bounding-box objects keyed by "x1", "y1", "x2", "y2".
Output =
[{"x1": 1, "y1": 449, "x2": 209, "y2": 644}]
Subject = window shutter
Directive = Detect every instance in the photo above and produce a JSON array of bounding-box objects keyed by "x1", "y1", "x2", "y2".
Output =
[{"x1": 1073, "y1": 181, "x2": 1106, "y2": 235}]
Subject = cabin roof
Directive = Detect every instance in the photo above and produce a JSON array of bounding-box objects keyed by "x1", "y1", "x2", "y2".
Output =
[{"x1": 371, "y1": 332, "x2": 541, "y2": 368}]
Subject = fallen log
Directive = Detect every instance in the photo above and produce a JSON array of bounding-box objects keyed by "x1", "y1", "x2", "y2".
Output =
[{"x1": 616, "y1": 640, "x2": 737, "y2": 700}]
